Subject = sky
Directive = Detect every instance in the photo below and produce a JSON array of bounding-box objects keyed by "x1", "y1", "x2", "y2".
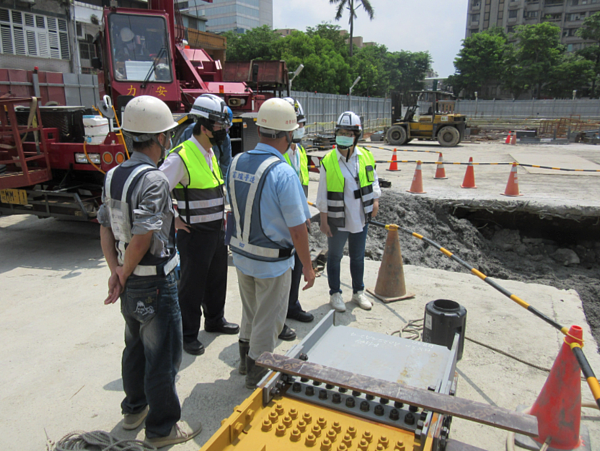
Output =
[{"x1": 272, "y1": 0, "x2": 469, "y2": 78}]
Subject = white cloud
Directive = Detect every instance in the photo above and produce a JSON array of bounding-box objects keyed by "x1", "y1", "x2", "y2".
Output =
[{"x1": 272, "y1": 0, "x2": 469, "y2": 77}]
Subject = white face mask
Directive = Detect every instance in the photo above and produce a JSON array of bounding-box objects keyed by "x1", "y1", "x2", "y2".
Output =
[{"x1": 293, "y1": 127, "x2": 305, "y2": 140}]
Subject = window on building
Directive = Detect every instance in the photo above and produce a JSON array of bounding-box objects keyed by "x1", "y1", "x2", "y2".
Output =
[
  {"x1": 470, "y1": 28, "x2": 479, "y2": 35},
  {"x1": 507, "y1": 25, "x2": 516, "y2": 32},
  {"x1": 567, "y1": 12, "x2": 584, "y2": 20},
  {"x1": 524, "y1": 11, "x2": 539, "y2": 18},
  {"x1": 472, "y1": 1, "x2": 481, "y2": 8},
  {"x1": 543, "y1": 13, "x2": 563, "y2": 20},
  {"x1": 509, "y1": 9, "x2": 519, "y2": 18},
  {"x1": 563, "y1": 27, "x2": 579, "y2": 36},
  {"x1": 0, "y1": 8, "x2": 70, "y2": 60},
  {"x1": 545, "y1": 0, "x2": 564, "y2": 4},
  {"x1": 471, "y1": 13, "x2": 480, "y2": 22}
]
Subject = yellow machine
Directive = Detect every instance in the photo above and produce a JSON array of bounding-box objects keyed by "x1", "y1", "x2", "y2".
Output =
[
  {"x1": 200, "y1": 311, "x2": 537, "y2": 451},
  {"x1": 386, "y1": 92, "x2": 467, "y2": 147}
]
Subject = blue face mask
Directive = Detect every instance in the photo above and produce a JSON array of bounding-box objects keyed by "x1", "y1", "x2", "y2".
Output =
[
  {"x1": 336, "y1": 135, "x2": 355, "y2": 148},
  {"x1": 293, "y1": 127, "x2": 305, "y2": 141}
]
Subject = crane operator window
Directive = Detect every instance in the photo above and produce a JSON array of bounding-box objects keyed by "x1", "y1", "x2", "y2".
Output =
[{"x1": 108, "y1": 13, "x2": 173, "y2": 83}]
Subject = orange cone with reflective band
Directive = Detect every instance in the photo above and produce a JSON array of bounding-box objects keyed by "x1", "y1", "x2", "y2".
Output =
[
  {"x1": 387, "y1": 148, "x2": 399, "y2": 171},
  {"x1": 511, "y1": 132, "x2": 517, "y2": 145},
  {"x1": 528, "y1": 325, "x2": 584, "y2": 449},
  {"x1": 460, "y1": 157, "x2": 477, "y2": 189},
  {"x1": 502, "y1": 162, "x2": 522, "y2": 196},
  {"x1": 505, "y1": 131, "x2": 512, "y2": 144},
  {"x1": 434, "y1": 152, "x2": 447, "y2": 179},
  {"x1": 407, "y1": 160, "x2": 426, "y2": 194},
  {"x1": 367, "y1": 225, "x2": 414, "y2": 303}
]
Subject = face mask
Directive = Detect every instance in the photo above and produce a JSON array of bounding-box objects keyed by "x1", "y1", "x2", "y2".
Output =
[
  {"x1": 292, "y1": 127, "x2": 305, "y2": 143},
  {"x1": 336, "y1": 135, "x2": 355, "y2": 148},
  {"x1": 209, "y1": 129, "x2": 228, "y2": 146}
]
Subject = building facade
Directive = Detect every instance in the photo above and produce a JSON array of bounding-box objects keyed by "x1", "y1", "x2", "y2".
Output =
[
  {"x1": 181, "y1": 0, "x2": 272, "y2": 34},
  {"x1": 466, "y1": 0, "x2": 600, "y2": 52}
]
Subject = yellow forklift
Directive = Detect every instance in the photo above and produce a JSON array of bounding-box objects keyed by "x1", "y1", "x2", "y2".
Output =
[{"x1": 386, "y1": 91, "x2": 467, "y2": 147}]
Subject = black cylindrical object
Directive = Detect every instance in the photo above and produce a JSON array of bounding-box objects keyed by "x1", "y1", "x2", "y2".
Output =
[{"x1": 422, "y1": 299, "x2": 467, "y2": 361}]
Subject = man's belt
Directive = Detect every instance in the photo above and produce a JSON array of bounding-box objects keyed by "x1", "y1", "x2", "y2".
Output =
[{"x1": 133, "y1": 254, "x2": 180, "y2": 277}]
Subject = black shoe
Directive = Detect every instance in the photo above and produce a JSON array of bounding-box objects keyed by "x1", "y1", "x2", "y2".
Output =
[
  {"x1": 238, "y1": 340, "x2": 250, "y2": 375},
  {"x1": 183, "y1": 339, "x2": 205, "y2": 356},
  {"x1": 245, "y1": 356, "x2": 268, "y2": 389},
  {"x1": 287, "y1": 309, "x2": 314, "y2": 323},
  {"x1": 205, "y1": 318, "x2": 240, "y2": 335},
  {"x1": 278, "y1": 324, "x2": 296, "y2": 341}
]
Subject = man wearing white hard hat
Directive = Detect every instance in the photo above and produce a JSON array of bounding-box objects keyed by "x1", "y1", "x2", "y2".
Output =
[
  {"x1": 227, "y1": 97, "x2": 316, "y2": 389},
  {"x1": 98, "y1": 96, "x2": 201, "y2": 448}
]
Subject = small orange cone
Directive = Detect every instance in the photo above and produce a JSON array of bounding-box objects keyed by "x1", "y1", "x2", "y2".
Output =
[
  {"x1": 434, "y1": 152, "x2": 447, "y2": 179},
  {"x1": 511, "y1": 131, "x2": 517, "y2": 145},
  {"x1": 514, "y1": 325, "x2": 587, "y2": 450},
  {"x1": 407, "y1": 160, "x2": 426, "y2": 194},
  {"x1": 501, "y1": 162, "x2": 522, "y2": 196},
  {"x1": 367, "y1": 225, "x2": 414, "y2": 303},
  {"x1": 387, "y1": 148, "x2": 399, "y2": 171},
  {"x1": 505, "y1": 131, "x2": 512, "y2": 144},
  {"x1": 460, "y1": 157, "x2": 477, "y2": 188}
]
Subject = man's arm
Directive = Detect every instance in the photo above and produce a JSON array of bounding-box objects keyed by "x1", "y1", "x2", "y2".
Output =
[
  {"x1": 117, "y1": 231, "x2": 154, "y2": 287},
  {"x1": 289, "y1": 223, "x2": 315, "y2": 290},
  {"x1": 100, "y1": 225, "x2": 123, "y2": 305}
]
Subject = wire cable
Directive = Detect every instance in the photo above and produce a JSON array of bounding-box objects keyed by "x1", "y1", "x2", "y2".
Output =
[{"x1": 51, "y1": 430, "x2": 156, "y2": 451}]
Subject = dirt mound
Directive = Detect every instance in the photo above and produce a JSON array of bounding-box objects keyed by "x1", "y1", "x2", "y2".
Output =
[{"x1": 309, "y1": 191, "x2": 600, "y2": 348}]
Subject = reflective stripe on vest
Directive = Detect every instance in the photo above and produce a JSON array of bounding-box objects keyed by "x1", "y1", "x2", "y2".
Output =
[
  {"x1": 321, "y1": 147, "x2": 376, "y2": 228},
  {"x1": 284, "y1": 144, "x2": 309, "y2": 188},
  {"x1": 227, "y1": 151, "x2": 295, "y2": 262},
  {"x1": 104, "y1": 162, "x2": 176, "y2": 275},
  {"x1": 169, "y1": 140, "x2": 225, "y2": 226}
]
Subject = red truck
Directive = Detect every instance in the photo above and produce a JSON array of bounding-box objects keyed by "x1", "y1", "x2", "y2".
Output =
[{"x1": 0, "y1": 0, "x2": 288, "y2": 221}]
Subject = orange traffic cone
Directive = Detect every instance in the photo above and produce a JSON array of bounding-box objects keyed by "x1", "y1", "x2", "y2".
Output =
[
  {"x1": 407, "y1": 160, "x2": 426, "y2": 194},
  {"x1": 511, "y1": 132, "x2": 517, "y2": 145},
  {"x1": 387, "y1": 148, "x2": 399, "y2": 171},
  {"x1": 502, "y1": 162, "x2": 522, "y2": 196},
  {"x1": 434, "y1": 152, "x2": 447, "y2": 179},
  {"x1": 367, "y1": 225, "x2": 415, "y2": 303},
  {"x1": 460, "y1": 157, "x2": 477, "y2": 188},
  {"x1": 514, "y1": 325, "x2": 590, "y2": 450},
  {"x1": 505, "y1": 131, "x2": 512, "y2": 144}
]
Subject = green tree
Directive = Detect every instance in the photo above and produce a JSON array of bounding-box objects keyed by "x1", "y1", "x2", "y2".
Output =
[
  {"x1": 577, "y1": 11, "x2": 600, "y2": 96},
  {"x1": 329, "y1": 0, "x2": 374, "y2": 57},
  {"x1": 503, "y1": 22, "x2": 563, "y2": 98},
  {"x1": 386, "y1": 50, "x2": 432, "y2": 98},
  {"x1": 222, "y1": 25, "x2": 280, "y2": 61},
  {"x1": 447, "y1": 29, "x2": 508, "y2": 99},
  {"x1": 306, "y1": 23, "x2": 348, "y2": 56},
  {"x1": 545, "y1": 53, "x2": 594, "y2": 98},
  {"x1": 275, "y1": 31, "x2": 351, "y2": 94},
  {"x1": 350, "y1": 44, "x2": 389, "y2": 97}
]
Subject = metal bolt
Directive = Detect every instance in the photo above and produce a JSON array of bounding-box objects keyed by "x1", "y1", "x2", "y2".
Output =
[
  {"x1": 347, "y1": 426, "x2": 357, "y2": 438},
  {"x1": 332, "y1": 421, "x2": 342, "y2": 433},
  {"x1": 345, "y1": 397, "x2": 355, "y2": 408},
  {"x1": 326, "y1": 384, "x2": 335, "y2": 389},
  {"x1": 366, "y1": 394, "x2": 375, "y2": 401},
  {"x1": 289, "y1": 408, "x2": 298, "y2": 419},
  {"x1": 292, "y1": 382, "x2": 301, "y2": 392},
  {"x1": 303, "y1": 412, "x2": 312, "y2": 424},
  {"x1": 319, "y1": 389, "x2": 328, "y2": 400},
  {"x1": 332, "y1": 393, "x2": 342, "y2": 404},
  {"x1": 321, "y1": 438, "x2": 332, "y2": 450},
  {"x1": 394, "y1": 440, "x2": 405, "y2": 451},
  {"x1": 261, "y1": 420, "x2": 272, "y2": 432},
  {"x1": 283, "y1": 415, "x2": 292, "y2": 427},
  {"x1": 311, "y1": 425, "x2": 322, "y2": 437},
  {"x1": 306, "y1": 386, "x2": 315, "y2": 396},
  {"x1": 313, "y1": 380, "x2": 322, "y2": 386},
  {"x1": 404, "y1": 412, "x2": 415, "y2": 425},
  {"x1": 306, "y1": 433, "x2": 316, "y2": 447},
  {"x1": 343, "y1": 434, "x2": 352, "y2": 447},
  {"x1": 352, "y1": 390, "x2": 361, "y2": 397},
  {"x1": 376, "y1": 445, "x2": 384, "y2": 451},
  {"x1": 374, "y1": 405, "x2": 384, "y2": 416},
  {"x1": 409, "y1": 405, "x2": 418, "y2": 413},
  {"x1": 394, "y1": 401, "x2": 404, "y2": 409},
  {"x1": 290, "y1": 429, "x2": 301, "y2": 442},
  {"x1": 301, "y1": 377, "x2": 309, "y2": 382},
  {"x1": 269, "y1": 411, "x2": 279, "y2": 423},
  {"x1": 276, "y1": 403, "x2": 284, "y2": 414},
  {"x1": 379, "y1": 435, "x2": 389, "y2": 448},
  {"x1": 358, "y1": 439, "x2": 369, "y2": 450},
  {"x1": 362, "y1": 431, "x2": 373, "y2": 443},
  {"x1": 276, "y1": 424, "x2": 286, "y2": 437},
  {"x1": 380, "y1": 398, "x2": 389, "y2": 404},
  {"x1": 389, "y1": 409, "x2": 400, "y2": 421},
  {"x1": 299, "y1": 353, "x2": 308, "y2": 361},
  {"x1": 360, "y1": 401, "x2": 370, "y2": 412},
  {"x1": 339, "y1": 387, "x2": 348, "y2": 393},
  {"x1": 297, "y1": 420, "x2": 307, "y2": 432},
  {"x1": 337, "y1": 444, "x2": 348, "y2": 451},
  {"x1": 317, "y1": 417, "x2": 327, "y2": 429}
]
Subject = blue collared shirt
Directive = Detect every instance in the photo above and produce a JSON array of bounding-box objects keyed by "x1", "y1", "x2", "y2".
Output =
[{"x1": 228, "y1": 143, "x2": 310, "y2": 278}]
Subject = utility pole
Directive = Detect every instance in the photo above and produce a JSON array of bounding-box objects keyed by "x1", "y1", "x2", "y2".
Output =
[
  {"x1": 288, "y1": 64, "x2": 304, "y2": 96},
  {"x1": 348, "y1": 76, "x2": 361, "y2": 110}
]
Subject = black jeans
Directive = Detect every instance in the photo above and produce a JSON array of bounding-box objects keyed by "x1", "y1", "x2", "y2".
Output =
[
  {"x1": 120, "y1": 272, "x2": 182, "y2": 439},
  {"x1": 287, "y1": 252, "x2": 304, "y2": 315},
  {"x1": 177, "y1": 227, "x2": 228, "y2": 343}
]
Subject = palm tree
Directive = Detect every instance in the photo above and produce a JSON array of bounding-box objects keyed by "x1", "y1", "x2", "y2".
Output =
[{"x1": 329, "y1": 0, "x2": 375, "y2": 57}]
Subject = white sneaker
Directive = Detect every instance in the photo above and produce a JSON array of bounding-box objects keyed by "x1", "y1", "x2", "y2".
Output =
[
  {"x1": 330, "y1": 293, "x2": 346, "y2": 312},
  {"x1": 352, "y1": 291, "x2": 372, "y2": 310}
]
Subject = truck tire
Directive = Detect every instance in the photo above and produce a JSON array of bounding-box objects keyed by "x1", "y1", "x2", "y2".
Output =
[
  {"x1": 387, "y1": 125, "x2": 407, "y2": 146},
  {"x1": 437, "y1": 126, "x2": 460, "y2": 147}
]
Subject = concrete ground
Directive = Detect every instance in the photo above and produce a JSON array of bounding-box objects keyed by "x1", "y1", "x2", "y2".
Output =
[{"x1": 1, "y1": 139, "x2": 599, "y2": 450}]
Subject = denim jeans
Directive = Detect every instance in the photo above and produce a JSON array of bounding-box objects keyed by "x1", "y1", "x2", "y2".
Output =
[
  {"x1": 120, "y1": 271, "x2": 183, "y2": 439},
  {"x1": 327, "y1": 224, "x2": 369, "y2": 295}
]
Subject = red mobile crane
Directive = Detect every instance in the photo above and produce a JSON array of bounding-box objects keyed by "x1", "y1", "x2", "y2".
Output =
[{"x1": 0, "y1": 0, "x2": 277, "y2": 221}]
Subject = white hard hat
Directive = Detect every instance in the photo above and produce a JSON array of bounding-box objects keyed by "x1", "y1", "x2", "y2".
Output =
[
  {"x1": 283, "y1": 97, "x2": 306, "y2": 124},
  {"x1": 120, "y1": 27, "x2": 134, "y2": 43},
  {"x1": 258, "y1": 98, "x2": 299, "y2": 132},
  {"x1": 190, "y1": 94, "x2": 228, "y2": 126},
  {"x1": 122, "y1": 96, "x2": 178, "y2": 138},
  {"x1": 336, "y1": 111, "x2": 361, "y2": 132}
]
